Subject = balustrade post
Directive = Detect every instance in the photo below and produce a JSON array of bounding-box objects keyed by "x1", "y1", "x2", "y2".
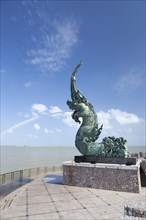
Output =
[
  {"x1": 37, "y1": 168, "x2": 40, "y2": 176},
  {"x1": 45, "y1": 167, "x2": 47, "y2": 174},
  {"x1": 52, "y1": 166, "x2": 55, "y2": 172},
  {"x1": 2, "y1": 174, "x2": 5, "y2": 184},
  {"x1": 28, "y1": 169, "x2": 31, "y2": 177},
  {"x1": 11, "y1": 172, "x2": 14, "y2": 181},
  {"x1": 19, "y1": 170, "x2": 23, "y2": 186},
  {"x1": 60, "y1": 165, "x2": 63, "y2": 171}
]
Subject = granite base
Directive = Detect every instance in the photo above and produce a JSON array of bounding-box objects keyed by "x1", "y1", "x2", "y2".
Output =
[{"x1": 63, "y1": 161, "x2": 141, "y2": 193}]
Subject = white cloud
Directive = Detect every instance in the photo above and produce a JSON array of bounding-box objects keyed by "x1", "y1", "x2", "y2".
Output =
[
  {"x1": 0, "y1": 116, "x2": 40, "y2": 138},
  {"x1": 34, "y1": 123, "x2": 40, "y2": 130},
  {"x1": 123, "y1": 127, "x2": 132, "y2": 133},
  {"x1": 115, "y1": 70, "x2": 144, "y2": 92},
  {"x1": 98, "y1": 111, "x2": 112, "y2": 129},
  {"x1": 44, "y1": 128, "x2": 48, "y2": 133},
  {"x1": 44, "y1": 128, "x2": 54, "y2": 134},
  {"x1": 24, "y1": 81, "x2": 32, "y2": 87},
  {"x1": 0, "y1": 104, "x2": 62, "y2": 138},
  {"x1": 48, "y1": 106, "x2": 63, "y2": 117},
  {"x1": 11, "y1": 16, "x2": 17, "y2": 23},
  {"x1": 62, "y1": 109, "x2": 141, "y2": 130},
  {"x1": 21, "y1": 1, "x2": 79, "y2": 73},
  {"x1": 31, "y1": 35, "x2": 37, "y2": 43},
  {"x1": 32, "y1": 112, "x2": 39, "y2": 117},
  {"x1": 49, "y1": 106, "x2": 62, "y2": 113},
  {"x1": 28, "y1": 134, "x2": 38, "y2": 139},
  {"x1": 98, "y1": 109, "x2": 141, "y2": 128},
  {"x1": 56, "y1": 128, "x2": 62, "y2": 133},
  {"x1": 24, "y1": 114, "x2": 30, "y2": 118},
  {"x1": 61, "y1": 108, "x2": 145, "y2": 145},
  {"x1": 17, "y1": 112, "x2": 30, "y2": 118},
  {"x1": 27, "y1": 18, "x2": 78, "y2": 73},
  {"x1": 109, "y1": 109, "x2": 140, "y2": 125},
  {"x1": 31, "y1": 103, "x2": 48, "y2": 113},
  {"x1": 97, "y1": 109, "x2": 145, "y2": 145},
  {"x1": 1, "y1": 103, "x2": 145, "y2": 146},
  {"x1": 44, "y1": 128, "x2": 61, "y2": 134},
  {"x1": 63, "y1": 112, "x2": 79, "y2": 128}
]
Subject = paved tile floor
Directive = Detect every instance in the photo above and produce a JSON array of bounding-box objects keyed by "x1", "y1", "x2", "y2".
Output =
[{"x1": 0, "y1": 174, "x2": 145, "y2": 220}]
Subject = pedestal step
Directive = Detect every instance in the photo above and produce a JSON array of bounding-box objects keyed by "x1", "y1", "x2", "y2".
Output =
[{"x1": 74, "y1": 156, "x2": 137, "y2": 165}]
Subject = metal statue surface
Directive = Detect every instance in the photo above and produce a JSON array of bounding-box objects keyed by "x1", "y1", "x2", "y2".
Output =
[{"x1": 67, "y1": 61, "x2": 128, "y2": 157}]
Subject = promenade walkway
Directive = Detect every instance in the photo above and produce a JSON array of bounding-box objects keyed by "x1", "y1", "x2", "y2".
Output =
[{"x1": 0, "y1": 174, "x2": 145, "y2": 220}]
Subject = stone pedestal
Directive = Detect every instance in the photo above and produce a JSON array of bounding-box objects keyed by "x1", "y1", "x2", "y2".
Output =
[{"x1": 63, "y1": 161, "x2": 141, "y2": 193}]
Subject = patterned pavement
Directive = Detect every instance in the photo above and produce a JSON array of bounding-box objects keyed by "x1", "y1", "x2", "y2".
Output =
[{"x1": 0, "y1": 174, "x2": 145, "y2": 220}]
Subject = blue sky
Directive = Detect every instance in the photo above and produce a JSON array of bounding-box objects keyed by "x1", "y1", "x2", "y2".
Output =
[{"x1": 1, "y1": 0, "x2": 145, "y2": 147}]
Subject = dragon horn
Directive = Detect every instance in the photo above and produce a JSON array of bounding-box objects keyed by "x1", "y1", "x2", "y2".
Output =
[{"x1": 72, "y1": 60, "x2": 82, "y2": 77}]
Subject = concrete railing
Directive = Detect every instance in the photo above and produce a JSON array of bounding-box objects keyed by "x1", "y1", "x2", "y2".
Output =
[{"x1": 0, "y1": 165, "x2": 63, "y2": 198}]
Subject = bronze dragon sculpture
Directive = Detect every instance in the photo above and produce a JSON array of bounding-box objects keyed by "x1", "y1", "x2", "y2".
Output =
[{"x1": 67, "y1": 61, "x2": 128, "y2": 157}]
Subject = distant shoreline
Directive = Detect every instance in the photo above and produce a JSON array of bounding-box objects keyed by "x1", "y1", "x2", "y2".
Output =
[
  {"x1": 1, "y1": 145, "x2": 146, "y2": 148},
  {"x1": 1, "y1": 145, "x2": 75, "y2": 148}
]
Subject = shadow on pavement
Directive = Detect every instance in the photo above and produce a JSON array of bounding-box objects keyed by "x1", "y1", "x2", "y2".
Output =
[{"x1": 43, "y1": 174, "x2": 63, "y2": 185}]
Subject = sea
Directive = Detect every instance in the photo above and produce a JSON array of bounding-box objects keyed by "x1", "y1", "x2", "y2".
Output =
[{"x1": 0, "y1": 146, "x2": 145, "y2": 174}]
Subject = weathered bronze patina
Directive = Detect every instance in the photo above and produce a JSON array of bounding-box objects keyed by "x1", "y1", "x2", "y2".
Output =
[{"x1": 67, "y1": 61, "x2": 128, "y2": 157}]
